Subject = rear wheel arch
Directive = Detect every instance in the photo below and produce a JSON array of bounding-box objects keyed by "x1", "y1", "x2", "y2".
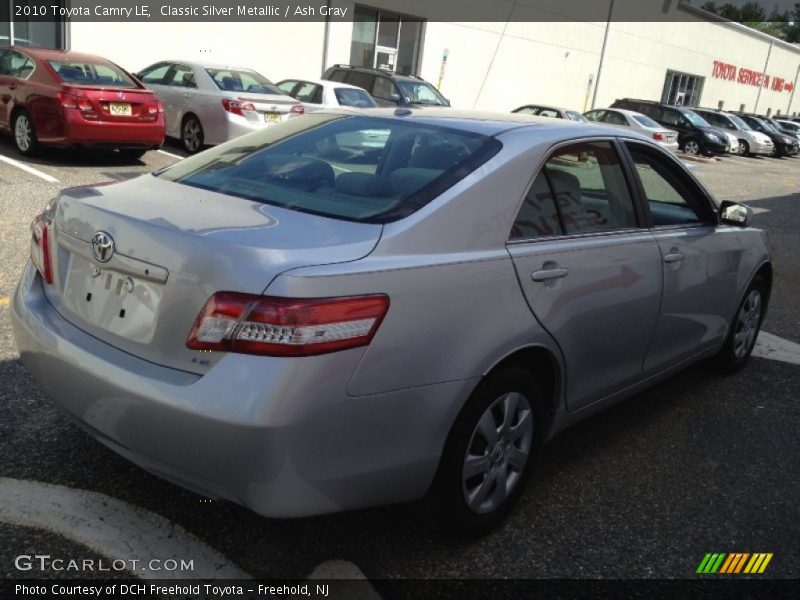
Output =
[{"x1": 481, "y1": 346, "x2": 561, "y2": 439}]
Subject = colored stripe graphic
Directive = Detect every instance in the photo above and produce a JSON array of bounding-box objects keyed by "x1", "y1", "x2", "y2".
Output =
[{"x1": 699, "y1": 552, "x2": 773, "y2": 574}]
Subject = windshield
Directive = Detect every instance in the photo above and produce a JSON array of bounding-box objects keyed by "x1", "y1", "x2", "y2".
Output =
[
  {"x1": 334, "y1": 87, "x2": 377, "y2": 108},
  {"x1": 679, "y1": 109, "x2": 711, "y2": 127},
  {"x1": 757, "y1": 119, "x2": 779, "y2": 133},
  {"x1": 206, "y1": 68, "x2": 281, "y2": 95},
  {"x1": 395, "y1": 80, "x2": 448, "y2": 106},
  {"x1": 727, "y1": 114, "x2": 752, "y2": 131},
  {"x1": 632, "y1": 114, "x2": 660, "y2": 128},
  {"x1": 157, "y1": 114, "x2": 501, "y2": 223},
  {"x1": 48, "y1": 60, "x2": 138, "y2": 88}
]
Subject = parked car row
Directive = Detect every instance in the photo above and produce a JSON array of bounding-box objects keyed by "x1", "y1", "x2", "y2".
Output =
[{"x1": 509, "y1": 97, "x2": 799, "y2": 160}]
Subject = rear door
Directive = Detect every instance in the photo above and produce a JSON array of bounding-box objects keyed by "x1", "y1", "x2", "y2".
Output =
[
  {"x1": 507, "y1": 139, "x2": 662, "y2": 411},
  {"x1": 138, "y1": 62, "x2": 178, "y2": 135},
  {"x1": 622, "y1": 142, "x2": 743, "y2": 372}
]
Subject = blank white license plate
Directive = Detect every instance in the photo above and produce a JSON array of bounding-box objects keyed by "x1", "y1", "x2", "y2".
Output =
[
  {"x1": 109, "y1": 103, "x2": 132, "y2": 116},
  {"x1": 265, "y1": 112, "x2": 281, "y2": 122},
  {"x1": 62, "y1": 254, "x2": 163, "y2": 343}
]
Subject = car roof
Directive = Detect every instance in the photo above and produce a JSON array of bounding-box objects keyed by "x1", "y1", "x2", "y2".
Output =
[
  {"x1": 329, "y1": 65, "x2": 423, "y2": 81},
  {"x1": 7, "y1": 46, "x2": 115, "y2": 64},
  {"x1": 311, "y1": 107, "x2": 629, "y2": 137},
  {"x1": 517, "y1": 104, "x2": 567, "y2": 112}
]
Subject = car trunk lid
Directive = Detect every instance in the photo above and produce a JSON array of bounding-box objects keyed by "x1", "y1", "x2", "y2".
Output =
[
  {"x1": 43, "y1": 175, "x2": 382, "y2": 374},
  {"x1": 64, "y1": 85, "x2": 161, "y2": 122}
]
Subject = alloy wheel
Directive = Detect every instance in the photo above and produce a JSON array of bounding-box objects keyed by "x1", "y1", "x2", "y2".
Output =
[
  {"x1": 462, "y1": 392, "x2": 533, "y2": 514},
  {"x1": 15, "y1": 115, "x2": 32, "y2": 152},
  {"x1": 733, "y1": 288, "x2": 762, "y2": 359},
  {"x1": 183, "y1": 119, "x2": 202, "y2": 153},
  {"x1": 684, "y1": 140, "x2": 700, "y2": 155}
]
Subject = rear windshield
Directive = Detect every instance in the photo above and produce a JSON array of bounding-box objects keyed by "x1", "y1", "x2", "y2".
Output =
[
  {"x1": 48, "y1": 60, "x2": 138, "y2": 88},
  {"x1": 206, "y1": 68, "x2": 281, "y2": 95},
  {"x1": 334, "y1": 87, "x2": 377, "y2": 108},
  {"x1": 157, "y1": 114, "x2": 501, "y2": 223},
  {"x1": 632, "y1": 114, "x2": 660, "y2": 128}
]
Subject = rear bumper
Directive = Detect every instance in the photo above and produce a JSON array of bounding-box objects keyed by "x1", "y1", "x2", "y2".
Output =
[
  {"x1": 219, "y1": 113, "x2": 289, "y2": 143},
  {"x1": 11, "y1": 264, "x2": 467, "y2": 517},
  {"x1": 52, "y1": 113, "x2": 165, "y2": 148}
]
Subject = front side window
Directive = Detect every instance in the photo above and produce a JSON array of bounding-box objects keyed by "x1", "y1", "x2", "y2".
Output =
[
  {"x1": 48, "y1": 59, "x2": 138, "y2": 88},
  {"x1": 584, "y1": 110, "x2": 605, "y2": 122},
  {"x1": 276, "y1": 80, "x2": 298, "y2": 95},
  {"x1": 157, "y1": 114, "x2": 501, "y2": 224},
  {"x1": 371, "y1": 76, "x2": 395, "y2": 101},
  {"x1": 206, "y1": 68, "x2": 280, "y2": 95},
  {"x1": 626, "y1": 144, "x2": 706, "y2": 226},
  {"x1": 395, "y1": 80, "x2": 448, "y2": 106}
]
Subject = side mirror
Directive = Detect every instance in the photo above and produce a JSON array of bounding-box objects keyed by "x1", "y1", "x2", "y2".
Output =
[
  {"x1": 719, "y1": 200, "x2": 752, "y2": 227},
  {"x1": 389, "y1": 92, "x2": 401, "y2": 104}
]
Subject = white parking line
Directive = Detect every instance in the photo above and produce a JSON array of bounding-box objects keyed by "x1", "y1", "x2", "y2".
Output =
[
  {"x1": 0, "y1": 477, "x2": 249, "y2": 579},
  {"x1": 753, "y1": 331, "x2": 800, "y2": 365},
  {"x1": 157, "y1": 149, "x2": 184, "y2": 160},
  {"x1": 0, "y1": 154, "x2": 58, "y2": 183}
]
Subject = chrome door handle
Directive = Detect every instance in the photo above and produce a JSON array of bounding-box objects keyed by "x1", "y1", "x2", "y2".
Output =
[
  {"x1": 532, "y1": 268, "x2": 569, "y2": 281},
  {"x1": 663, "y1": 252, "x2": 684, "y2": 263}
]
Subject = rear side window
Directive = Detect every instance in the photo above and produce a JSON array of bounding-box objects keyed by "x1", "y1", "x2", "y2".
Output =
[
  {"x1": 166, "y1": 64, "x2": 196, "y2": 89},
  {"x1": 605, "y1": 111, "x2": 627, "y2": 125},
  {"x1": 371, "y1": 76, "x2": 396, "y2": 101},
  {"x1": 511, "y1": 141, "x2": 638, "y2": 239},
  {"x1": 48, "y1": 60, "x2": 138, "y2": 88},
  {"x1": 158, "y1": 114, "x2": 502, "y2": 224},
  {"x1": 293, "y1": 82, "x2": 322, "y2": 103},
  {"x1": 0, "y1": 50, "x2": 34, "y2": 78},
  {"x1": 206, "y1": 68, "x2": 280, "y2": 94},
  {"x1": 347, "y1": 71, "x2": 374, "y2": 91}
]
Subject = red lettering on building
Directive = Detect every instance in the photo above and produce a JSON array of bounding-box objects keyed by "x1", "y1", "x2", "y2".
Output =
[{"x1": 712, "y1": 60, "x2": 791, "y2": 92}]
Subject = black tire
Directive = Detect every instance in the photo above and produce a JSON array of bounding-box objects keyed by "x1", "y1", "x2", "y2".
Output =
[
  {"x1": 117, "y1": 149, "x2": 147, "y2": 160},
  {"x1": 712, "y1": 275, "x2": 766, "y2": 373},
  {"x1": 423, "y1": 366, "x2": 543, "y2": 538},
  {"x1": 181, "y1": 115, "x2": 204, "y2": 154},
  {"x1": 12, "y1": 109, "x2": 41, "y2": 157}
]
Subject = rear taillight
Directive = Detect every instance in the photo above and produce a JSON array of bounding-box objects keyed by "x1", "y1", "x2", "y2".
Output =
[
  {"x1": 653, "y1": 132, "x2": 664, "y2": 141},
  {"x1": 186, "y1": 292, "x2": 389, "y2": 356},
  {"x1": 290, "y1": 103, "x2": 305, "y2": 115},
  {"x1": 147, "y1": 102, "x2": 164, "y2": 115},
  {"x1": 58, "y1": 92, "x2": 96, "y2": 119},
  {"x1": 30, "y1": 215, "x2": 53, "y2": 285},
  {"x1": 221, "y1": 99, "x2": 256, "y2": 116}
]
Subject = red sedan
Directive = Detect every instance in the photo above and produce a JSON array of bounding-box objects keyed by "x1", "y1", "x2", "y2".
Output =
[{"x1": 0, "y1": 47, "x2": 165, "y2": 158}]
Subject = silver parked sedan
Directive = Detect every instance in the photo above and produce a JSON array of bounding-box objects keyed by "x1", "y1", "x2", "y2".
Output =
[
  {"x1": 136, "y1": 60, "x2": 303, "y2": 153},
  {"x1": 12, "y1": 110, "x2": 771, "y2": 537},
  {"x1": 584, "y1": 108, "x2": 679, "y2": 153}
]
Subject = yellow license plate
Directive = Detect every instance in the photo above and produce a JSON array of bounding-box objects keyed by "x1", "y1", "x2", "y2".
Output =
[
  {"x1": 109, "y1": 103, "x2": 132, "y2": 116},
  {"x1": 265, "y1": 112, "x2": 281, "y2": 122}
]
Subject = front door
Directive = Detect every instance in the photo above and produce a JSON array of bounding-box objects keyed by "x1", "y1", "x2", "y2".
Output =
[
  {"x1": 623, "y1": 142, "x2": 744, "y2": 373},
  {"x1": 507, "y1": 140, "x2": 663, "y2": 411}
]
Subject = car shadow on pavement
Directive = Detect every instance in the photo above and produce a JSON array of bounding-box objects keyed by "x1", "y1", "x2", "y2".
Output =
[
  {"x1": 0, "y1": 137, "x2": 148, "y2": 168},
  {"x1": 2, "y1": 350, "x2": 797, "y2": 580}
]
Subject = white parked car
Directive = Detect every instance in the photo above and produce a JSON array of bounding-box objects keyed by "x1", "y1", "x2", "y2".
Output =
[
  {"x1": 583, "y1": 108, "x2": 679, "y2": 153},
  {"x1": 276, "y1": 78, "x2": 378, "y2": 111},
  {"x1": 692, "y1": 108, "x2": 774, "y2": 156},
  {"x1": 776, "y1": 119, "x2": 800, "y2": 143},
  {"x1": 136, "y1": 61, "x2": 303, "y2": 153}
]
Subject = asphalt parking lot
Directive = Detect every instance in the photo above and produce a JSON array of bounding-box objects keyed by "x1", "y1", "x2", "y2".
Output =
[{"x1": 0, "y1": 139, "x2": 798, "y2": 588}]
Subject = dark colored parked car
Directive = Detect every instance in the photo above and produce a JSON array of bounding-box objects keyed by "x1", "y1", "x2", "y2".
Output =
[
  {"x1": 0, "y1": 46, "x2": 165, "y2": 157},
  {"x1": 731, "y1": 112, "x2": 799, "y2": 157},
  {"x1": 322, "y1": 64, "x2": 450, "y2": 108},
  {"x1": 611, "y1": 98, "x2": 729, "y2": 156}
]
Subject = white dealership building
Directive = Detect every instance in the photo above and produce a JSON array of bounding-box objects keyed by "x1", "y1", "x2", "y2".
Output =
[{"x1": 3, "y1": 0, "x2": 800, "y2": 116}]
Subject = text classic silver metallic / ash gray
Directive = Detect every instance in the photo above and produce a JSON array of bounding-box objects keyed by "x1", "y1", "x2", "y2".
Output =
[{"x1": 12, "y1": 109, "x2": 772, "y2": 536}]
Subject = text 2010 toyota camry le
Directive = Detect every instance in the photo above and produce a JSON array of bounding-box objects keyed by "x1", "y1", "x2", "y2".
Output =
[{"x1": 11, "y1": 109, "x2": 771, "y2": 536}]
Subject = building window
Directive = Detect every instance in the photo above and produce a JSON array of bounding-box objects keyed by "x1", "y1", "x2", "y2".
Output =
[
  {"x1": 661, "y1": 70, "x2": 704, "y2": 107},
  {"x1": 1, "y1": 1, "x2": 66, "y2": 48},
  {"x1": 349, "y1": 4, "x2": 423, "y2": 75}
]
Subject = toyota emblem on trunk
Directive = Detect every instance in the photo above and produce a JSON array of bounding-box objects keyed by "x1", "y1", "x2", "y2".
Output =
[
  {"x1": 91, "y1": 231, "x2": 115, "y2": 263},
  {"x1": 116, "y1": 91, "x2": 125, "y2": 100}
]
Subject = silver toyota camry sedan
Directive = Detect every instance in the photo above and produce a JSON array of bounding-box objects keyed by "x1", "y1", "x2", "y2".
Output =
[{"x1": 12, "y1": 109, "x2": 771, "y2": 537}]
